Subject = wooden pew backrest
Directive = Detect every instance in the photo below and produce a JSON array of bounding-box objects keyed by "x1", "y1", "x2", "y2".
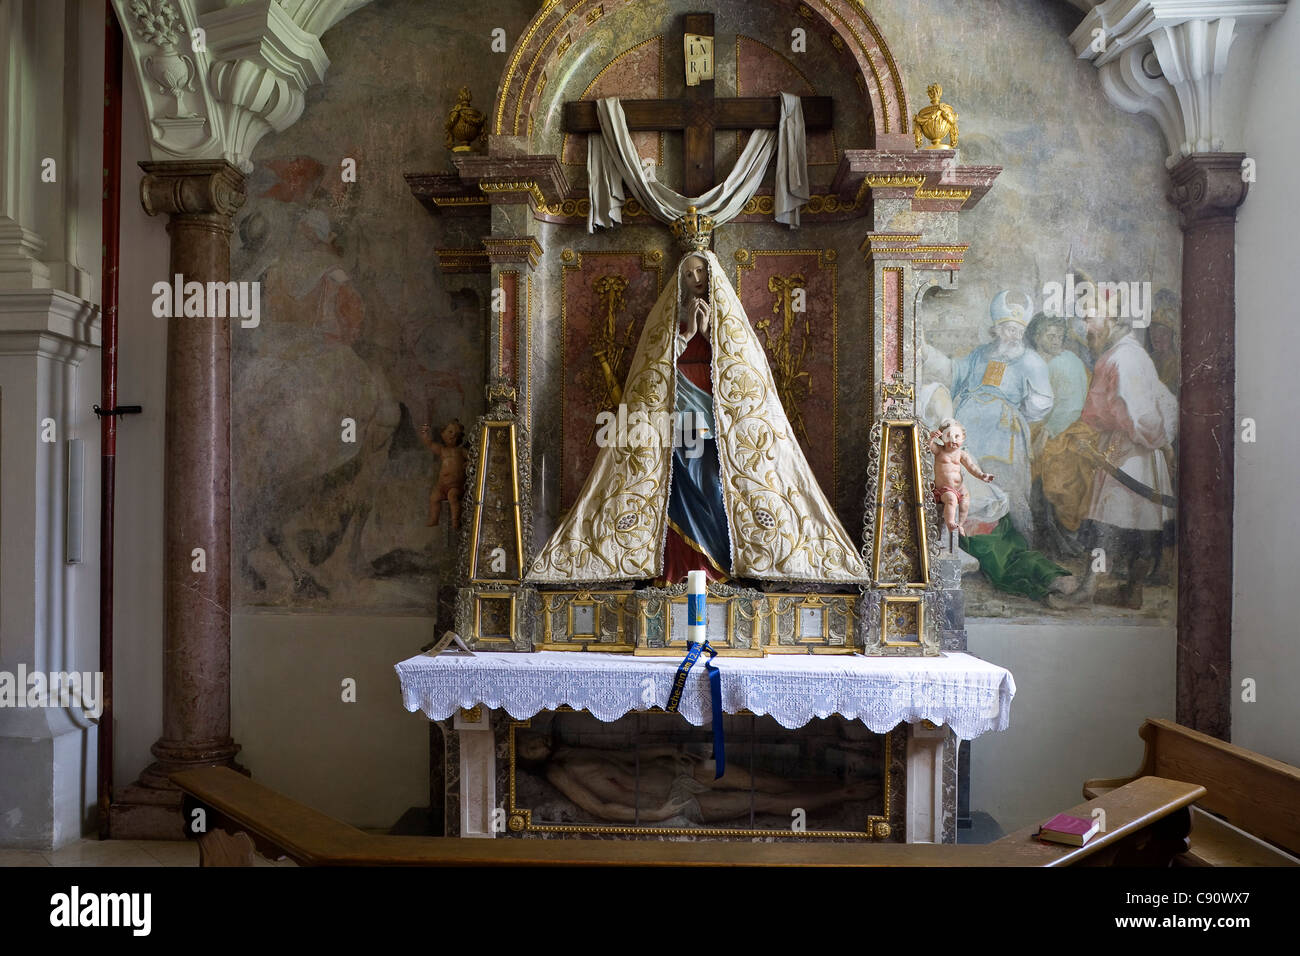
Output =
[{"x1": 1084, "y1": 718, "x2": 1300, "y2": 858}]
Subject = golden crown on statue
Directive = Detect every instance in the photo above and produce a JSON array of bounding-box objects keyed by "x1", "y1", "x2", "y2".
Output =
[{"x1": 669, "y1": 205, "x2": 716, "y2": 252}]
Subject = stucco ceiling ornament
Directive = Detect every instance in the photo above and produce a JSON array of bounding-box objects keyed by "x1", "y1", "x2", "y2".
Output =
[
  {"x1": 129, "y1": 0, "x2": 198, "y2": 118},
  {"x1": 114, "y1": 0, "x2": 375, "y2": 173},
  {"x1": 1070, "y1": 0, "x2": 1287, "y2": 168},
  {"x1": 129, "y1": 0, "x2": 182, "y2": 45}
]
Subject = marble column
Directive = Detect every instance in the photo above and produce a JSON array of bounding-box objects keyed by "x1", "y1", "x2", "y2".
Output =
[
  {"x1": 1167, "y1": 153, "x2": 1249, "y2": 741},
  {"x1": 111, "y1": 160, "x2": 246, "y2": 838}
]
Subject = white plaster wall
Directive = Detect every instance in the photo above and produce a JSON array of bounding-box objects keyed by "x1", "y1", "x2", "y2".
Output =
[
  {"x1": 967, "y1": 622, "x2": 1176, "y2": 832},
  {"x1": 110, "y1": 69, "x2": 168, "y2": 790},
  {"x1": 0, "y1": 0, "x2": 107, "y2": 847},
  {"x1": 72, "y1": 0, "x2": 106, "y2": 842},
  {"x1": 1233, "y1": 1, "x2": 1300, "y2": 768},
  {"x1": 70, "y1": 329, "x2": 103, "y2": 836}
]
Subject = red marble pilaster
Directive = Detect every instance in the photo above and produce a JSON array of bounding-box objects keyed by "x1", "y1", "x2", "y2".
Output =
[
  {"x1": 111, "y1": 160, "x2": 246, "y2": 838},
  {"x1": 498, "y1": 270, "x2": 519, "y2": 383},
  {"x1": 1167, "y1": 153, "x2": 1249, "y2": 741}
]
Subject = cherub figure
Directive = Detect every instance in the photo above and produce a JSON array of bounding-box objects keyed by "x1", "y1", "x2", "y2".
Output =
[
  {"x1": 929, "y1": 418, "x2": 995, "y2": 533},
  {"x1": 419, "y1": 419, "x2": 467, "y2": 529}
]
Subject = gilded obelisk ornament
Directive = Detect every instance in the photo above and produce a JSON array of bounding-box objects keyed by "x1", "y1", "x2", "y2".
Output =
[
  {"x1": 445, "y1": 86, "x2": 487, "y2": 152},
  {"x1": 913, "y1": 84, "x2": 958, "y2": 150}
]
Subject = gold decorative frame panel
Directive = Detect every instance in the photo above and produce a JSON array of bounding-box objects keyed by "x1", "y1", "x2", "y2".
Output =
[
  {"x1": 765, "y1": 593, "x2": 856, "y2": 654},
  {"x1": 868, "y1": 420, "x2": 930, "y2": 588},
  {"x1": 633, "y1": 584, "x2": 767, "y2": 657},
  {"x1": 467, "y1": 420, "x2": 525, "y2": 584},
  {"x1": 880, "y1": 594, "x2": 923, "y2": 647},
  {"x1": 471, "y1": 591, "x2": 517, "y2": 647},
  {"x1": 859, "y1": 588, "x2": 941, "y2": 657},
  {"x1": 732, "y1": 247, "x2": 839, "y2": 498},
  {"x1": 537, "y1": 590, "x2": 635, "y2": 652},
  {"x1": 558, "y1": 249, "x2": 664, "y2": 509}
]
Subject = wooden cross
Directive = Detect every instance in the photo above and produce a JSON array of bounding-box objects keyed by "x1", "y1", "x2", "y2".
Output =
[{"x1": 563, "y1": 13, "x2": 832, "y2": 197}]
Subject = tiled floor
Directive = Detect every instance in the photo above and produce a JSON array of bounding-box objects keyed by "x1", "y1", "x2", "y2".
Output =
[{"x1": 0, "y1": 838, "x2": 297, "y2": 867}]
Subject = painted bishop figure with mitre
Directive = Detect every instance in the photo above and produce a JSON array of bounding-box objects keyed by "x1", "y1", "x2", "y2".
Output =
[{"x1": 528, "y1": 207, "x2": 866, "y2": 585}]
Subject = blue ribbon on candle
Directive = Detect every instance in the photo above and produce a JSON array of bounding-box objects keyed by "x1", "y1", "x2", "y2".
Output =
[
  {"x1": 665, "y1": 640, "x2": 703, "y2": 713},
  {"x1": 704, "y1": 644, "x2": 724, "y2": 779},
  {"x1": 665, "y1": 640, "x2": 724, "y2": 780}
]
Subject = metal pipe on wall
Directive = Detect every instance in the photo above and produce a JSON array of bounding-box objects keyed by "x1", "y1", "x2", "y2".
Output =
[{"x1": 97, "y1": 1, "x2": 124, "y2": 840}]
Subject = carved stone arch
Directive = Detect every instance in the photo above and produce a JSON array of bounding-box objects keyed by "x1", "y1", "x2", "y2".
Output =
[{"x1": 492, "y1": 0, "x2": 912, "y2": 150}]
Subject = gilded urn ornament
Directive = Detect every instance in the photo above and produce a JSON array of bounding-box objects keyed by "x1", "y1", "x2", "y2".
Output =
[
  {"x1": 913, "y1": 83, "x2": 958, "y2": 149},
  {"x1": 445, "y1": 87, "x2": 486, "y2": 152}
]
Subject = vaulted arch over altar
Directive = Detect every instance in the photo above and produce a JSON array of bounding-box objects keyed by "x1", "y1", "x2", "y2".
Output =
[{"x1": 493, "y1": 0, "x2": 914, "y2": 150}]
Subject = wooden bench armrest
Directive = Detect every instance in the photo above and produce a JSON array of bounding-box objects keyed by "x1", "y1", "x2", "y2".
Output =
[
  {"x1": 172, "y1": 768, "x2": 1203, "y2": 867},
  {"x1": 1182, "y1": 806, "x2": 1300, "y2": 867},
  {"x1": 172, "y1": 768, "x2": 373, "y2": 865},
  {"x1": 1088, "y1": 718, "x2": 1300, "y2": 856},
  {"x1": 995, "y1": 776, "x2": 1205, "y2": 866},
  {"x1": 1082, "y1": 775, "x2": 1136, "y2": 799}
]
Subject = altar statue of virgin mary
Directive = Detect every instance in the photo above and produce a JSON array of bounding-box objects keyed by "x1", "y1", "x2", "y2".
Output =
[{"x1": 528, "y1": 224, "x2": 866, "y2": 584}]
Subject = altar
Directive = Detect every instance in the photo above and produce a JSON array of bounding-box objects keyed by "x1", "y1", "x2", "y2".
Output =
[
  {"x1": 399, "y1": 1, "x2": 1013, "y2": 846},
  {"x1": 397, "y1": 650, "x2": 1015, "y2": 843}
]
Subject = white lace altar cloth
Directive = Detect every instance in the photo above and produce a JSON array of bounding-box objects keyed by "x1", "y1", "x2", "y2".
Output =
[{"x1": 395, "y1": 651, "x2": 1015, "y2": 740}]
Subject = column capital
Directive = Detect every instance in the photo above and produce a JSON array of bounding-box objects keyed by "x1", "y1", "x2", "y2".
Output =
[
  {"x1": 1167, "y1": 152, "x2": 1251, "y2": 227},
  {"x1": 1070, "y1": 0, "x2": 1288, "y2": 167},
  {"x1": 114, "y1": 0, "x2": 374, "y2": 173},
  {"x1": 139, "y1": 159, "x2": 247, "y2": 220}
]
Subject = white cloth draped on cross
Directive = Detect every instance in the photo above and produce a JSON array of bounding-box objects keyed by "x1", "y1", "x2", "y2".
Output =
[{"x1": 587, "y1": 92, "x2": 810, "y2": 232}]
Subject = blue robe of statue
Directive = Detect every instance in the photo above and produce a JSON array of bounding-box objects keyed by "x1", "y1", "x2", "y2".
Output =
[{"x1": 665, "y1": 336, "x2": 731, "y2": 578}]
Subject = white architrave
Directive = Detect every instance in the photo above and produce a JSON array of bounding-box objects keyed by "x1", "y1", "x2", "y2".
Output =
[
  {"x1": 113, "y1": 0, "x2": 373, "y2": 173},
  {"x1": 1071, "y1": 0, "x2": 1288, "y2": 167},
  {"x1": 0, "y1": 0, "x2": 98, "y2": 297},
  {"x1": 0, "y1": 0, "x2": 105, "y2": 851}
]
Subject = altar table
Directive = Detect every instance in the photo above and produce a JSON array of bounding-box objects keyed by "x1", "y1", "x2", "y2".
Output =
[{"x1": 395, "y1": 651, "x2": 1016, "y2": 843}]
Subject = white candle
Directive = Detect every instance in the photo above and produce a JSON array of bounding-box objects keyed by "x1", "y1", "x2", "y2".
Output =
[{"x1": 687, "y1": 570, "x2": 707, "y2": 644}]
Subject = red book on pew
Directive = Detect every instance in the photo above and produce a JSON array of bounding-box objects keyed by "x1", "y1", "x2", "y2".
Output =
[{"x1": 1037, "y1": 813, "x2": 1100, "y2": 846}]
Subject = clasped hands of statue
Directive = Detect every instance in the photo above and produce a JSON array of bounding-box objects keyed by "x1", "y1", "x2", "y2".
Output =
[{"x1": 679, "y1": 295, "x2": 711, "y2": 342}]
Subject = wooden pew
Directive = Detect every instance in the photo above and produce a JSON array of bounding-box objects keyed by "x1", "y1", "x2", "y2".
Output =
[
  {"x1": 1083, "y1": 718, "x2": 1300, "y2": 867},
  {"x1": 172, "y1": 767, "x2": 1202, "y2": 867}
]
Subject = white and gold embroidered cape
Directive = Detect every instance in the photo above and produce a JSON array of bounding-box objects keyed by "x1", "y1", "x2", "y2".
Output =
[{"x1": 527, "y1": 252, "x2": 866, "y2": 583}]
